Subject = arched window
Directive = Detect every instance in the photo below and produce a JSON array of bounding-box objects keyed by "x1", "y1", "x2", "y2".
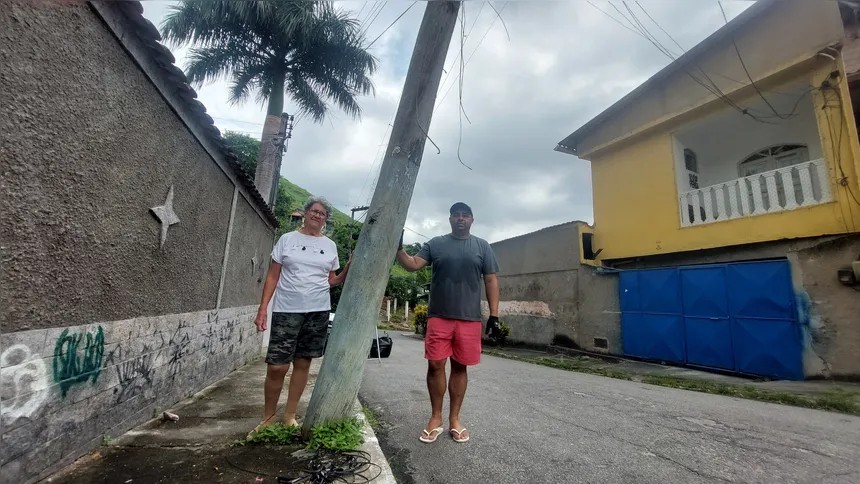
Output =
[{"x1": 738, "y1": 144, "x2": 809, "y2": 177}]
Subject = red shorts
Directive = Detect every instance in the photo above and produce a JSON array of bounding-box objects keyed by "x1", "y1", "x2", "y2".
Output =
[{"x1": 425, "y1": 317, "x2": 482, "y2": 365}]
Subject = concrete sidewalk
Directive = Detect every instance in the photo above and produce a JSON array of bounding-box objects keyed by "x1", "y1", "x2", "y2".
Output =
[{"x1": 47, "y1": 358, "x2": 395, "y2": 483}]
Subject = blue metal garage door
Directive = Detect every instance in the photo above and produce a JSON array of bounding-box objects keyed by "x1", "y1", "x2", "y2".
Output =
[{"x1": 619, "y1": 260, "x2": 803, "y2": 380}]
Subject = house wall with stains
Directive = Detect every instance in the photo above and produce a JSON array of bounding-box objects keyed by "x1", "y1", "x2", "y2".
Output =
[
  {"x1": 484, "y1": 222, "x2": 621, "y2": 353},
  {"x1": 0, "y1": 2, "x2": 275, "y2": 483}
]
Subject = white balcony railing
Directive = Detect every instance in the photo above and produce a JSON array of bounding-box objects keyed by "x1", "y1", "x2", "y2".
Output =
[{"x1": 679, "y1": 158, "x2": 832, "y2": 227}]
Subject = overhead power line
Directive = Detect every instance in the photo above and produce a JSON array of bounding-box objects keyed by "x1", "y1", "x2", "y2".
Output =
[
  {"x1": 404, "y1": 225, "x2": 429, "y2": 240},
  {"x1": 368, "y1": 2, "x2": 417, "y2": 48},
  {"x1": 361, "y1": 1, "x2": 388, "y2": 38},
  {"x1": 717, "y1": 1, "x2": 791, "y2": 120},
  {"x1": 211, "y1": 116, "x2": 265, "y2": 127},
  {"x1": 600, "y1": 1, "x2": 782, "y2": 124}
]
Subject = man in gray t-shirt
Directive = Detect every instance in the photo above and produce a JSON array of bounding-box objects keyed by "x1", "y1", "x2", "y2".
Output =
[{"x1": 396, "y1": 202, "x2": 500, "y2": 444}]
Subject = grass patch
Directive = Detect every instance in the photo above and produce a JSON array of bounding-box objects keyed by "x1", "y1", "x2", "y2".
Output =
[
  {"x1": 307, "y1": 418, "x2": 365, "y2": 452},
  {"x1": 362, "y1": 405, "x2": 381, "y2": 430},
  {"x1": 643, "y1": 376, "x2": 860, "y2": 415},
  {"x1": 483, "y1": 349, "x2": 633, "y2": 381}
]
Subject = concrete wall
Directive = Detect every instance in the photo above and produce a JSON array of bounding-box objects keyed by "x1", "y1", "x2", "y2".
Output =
[
  {"x1": 219, "y1": 195, "x2": 273, "y2": 309},
  {"x1": 484, "y1": 223, "x2": 620, "y2": 353},
  {"x1": 0, "y1": 2, "x2": 275, "y2": 482},
  {"x1": 1, "y1": 308, "x2": 261, "y2": 482},
  {"x1": 612, "y1": 234, "x2": 860, "y2": 378}
]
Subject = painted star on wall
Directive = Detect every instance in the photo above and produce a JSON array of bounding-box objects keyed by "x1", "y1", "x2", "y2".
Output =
[{"x1": 150, "y1": 185, "x2": 180, "y2": 248}]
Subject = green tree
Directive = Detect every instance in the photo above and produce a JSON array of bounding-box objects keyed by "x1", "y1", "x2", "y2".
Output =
[
  {"x1": 222, "y1": 130, "x2": 260, "y2": 177},
  {"x1": 221, "y1": 132, "x2": 295, "y2": 226},
  {"x1": 161, "y1": 1, "x2": 377, "y2": 203},
  {"x1": 403, "y1": 242, "x2": 423, "y2": 256},
  {"x1": 329, "y1": 222, "x2": 361, "y2": 311},
  {"x1": 386, "y1": 265, "x2": 425, "y2": 308}
]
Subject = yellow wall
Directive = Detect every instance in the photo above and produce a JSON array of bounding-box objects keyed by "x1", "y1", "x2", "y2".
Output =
[{"x1": 589, "y1": 63, "x2": 860, "y2": 262}]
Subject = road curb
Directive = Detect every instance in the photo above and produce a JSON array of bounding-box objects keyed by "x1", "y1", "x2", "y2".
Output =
[{"x1": 353, "y1": 399, "x2": 396, "y2": 484}]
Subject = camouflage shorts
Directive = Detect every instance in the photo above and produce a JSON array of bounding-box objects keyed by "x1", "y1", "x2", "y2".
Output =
[{"x1": 266, "y1": 311, "x2": 330, "y2": 365}]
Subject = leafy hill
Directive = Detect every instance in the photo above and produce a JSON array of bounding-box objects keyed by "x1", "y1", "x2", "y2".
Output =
[
  {"x1": 278, "y1": 177, "x2": 351, "y2": 225},
  {"x1": 219, "y1": 131, "x2": 352, "y2": 227}
]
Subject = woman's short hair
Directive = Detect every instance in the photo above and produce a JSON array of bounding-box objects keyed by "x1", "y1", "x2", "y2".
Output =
[{"x1": 303, "y1": 196, "x2": 334, "y2": 224}]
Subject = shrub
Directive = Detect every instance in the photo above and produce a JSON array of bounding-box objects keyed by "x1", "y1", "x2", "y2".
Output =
[
  {"x1": 498, "y1": 321, "x2": 511, "y2": 345},
  {"x1": 413, "y1": 305, "x2": 428, "y2": 336}
]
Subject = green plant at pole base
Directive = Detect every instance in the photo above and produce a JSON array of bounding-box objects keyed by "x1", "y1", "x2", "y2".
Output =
[
  {"x1": 234, "y1": 418, "x2": 365, "y2": 451},
  {"x1": 237, "y1": 423, "x2": 301, "y2": 446},
  {"x1": 307, "y1": 418, "x2": 365, "y2": 451}
]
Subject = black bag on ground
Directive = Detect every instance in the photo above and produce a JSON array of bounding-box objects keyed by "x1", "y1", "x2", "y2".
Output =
[{"x1": 369, "y1": 332, "x2": 393, "y2": 358}]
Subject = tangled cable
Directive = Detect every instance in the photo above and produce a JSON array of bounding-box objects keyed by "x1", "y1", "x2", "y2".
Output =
[{"x1": 226, "y1": 449, "x2": 382, "y2": 484}]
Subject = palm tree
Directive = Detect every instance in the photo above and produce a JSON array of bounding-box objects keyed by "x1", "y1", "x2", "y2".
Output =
[{"x1": 161, "y1": 1, "x2": 377, "y2": 204}]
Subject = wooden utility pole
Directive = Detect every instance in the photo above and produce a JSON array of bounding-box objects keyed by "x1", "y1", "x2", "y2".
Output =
[{"x1": 303, "y1": 1, "x2": 461, "y2": 433}]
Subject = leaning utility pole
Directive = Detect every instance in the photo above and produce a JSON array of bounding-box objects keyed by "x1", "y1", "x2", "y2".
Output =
[{"x1": 303, "y1": 1, "x2": 461, "y2": 433}]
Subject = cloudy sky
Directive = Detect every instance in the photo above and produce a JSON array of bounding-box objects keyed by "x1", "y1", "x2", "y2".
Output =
[{"x1": 141, "y1": 0, "x2": 753, "y2": 244}]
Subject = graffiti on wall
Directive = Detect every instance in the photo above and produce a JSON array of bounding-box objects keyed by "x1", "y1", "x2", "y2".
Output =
[
  {"x1": 1, "y1": 345, "x2": 49, "y2": 421},
  {"x1": 167, "y1": 321, "x2": 192, "y2": 381},
  {"x1": 53, "y1": 326, "x2": 105, "y2": 398},
  {"x1": 202, "y1": 313, "x2": 240, "y2": 356},
  {"x1": 107, "y1": 343, "x2": 156, "y2": 404}
]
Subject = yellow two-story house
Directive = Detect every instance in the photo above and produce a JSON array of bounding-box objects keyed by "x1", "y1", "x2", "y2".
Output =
[{"x1": 557, "y1": 0, "x2": 860, "y2": 380}]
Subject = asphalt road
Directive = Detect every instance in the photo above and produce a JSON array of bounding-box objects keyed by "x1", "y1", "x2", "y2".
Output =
[{"x1": 359, "y1": 334, "x2": 860, "y2": 484}]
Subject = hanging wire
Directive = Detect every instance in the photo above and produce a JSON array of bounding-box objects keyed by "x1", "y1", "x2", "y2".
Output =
[
  {"x1": 434, "y1": 2, "x2": 509, "y2": 113},
  {"x1": 438, "y1": 2, "x2": 486, "y2": 97},
  {"x1": 599, "y1": 1, "x2": 780, "y2": 124},
  {"x1": 717, "y1": 1, "x2": 792, "y2": 120},
  {"x1": 456, "y1": 1, "x2": 473, "y2": 170}
]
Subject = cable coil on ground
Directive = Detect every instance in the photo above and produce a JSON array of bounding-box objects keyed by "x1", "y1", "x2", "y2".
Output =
[{"x1": 226, "y1": 449, "x2": 382, "y2": 484}]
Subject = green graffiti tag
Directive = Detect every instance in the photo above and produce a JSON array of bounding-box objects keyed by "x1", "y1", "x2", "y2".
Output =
[{"x1": 53, "y1": 326, "x2": 105, "y2": 398}]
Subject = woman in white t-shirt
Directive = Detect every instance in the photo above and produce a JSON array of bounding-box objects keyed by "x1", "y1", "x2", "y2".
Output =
[{"x1": 253, "y1": 196, "x2": 351, "y2": 430}]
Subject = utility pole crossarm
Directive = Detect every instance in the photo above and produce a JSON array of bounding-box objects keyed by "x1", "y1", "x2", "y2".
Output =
[
  {"x1": 303, "y1": 1, "x2": 462, "y2": 433},
  {"x1": 351, "y1": 206, "x2": 370, "y2": 221}
]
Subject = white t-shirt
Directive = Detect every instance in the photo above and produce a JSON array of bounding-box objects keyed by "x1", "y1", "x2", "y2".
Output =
[{"x1": 271, "y1": 231, "x2": 340, "y2": 313}]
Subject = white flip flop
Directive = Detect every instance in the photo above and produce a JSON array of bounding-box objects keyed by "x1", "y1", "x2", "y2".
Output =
[
  {"x1": 449, "y1": 428, "x2": 470, "y2": 443},
  {"x1": 419, "y1": 426, "x2": 444, "y2": 443}
]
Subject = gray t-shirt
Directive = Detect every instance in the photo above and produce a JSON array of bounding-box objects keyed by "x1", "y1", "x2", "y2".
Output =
[{"x1": 417, "y1": 234, "x2": 499, "y2": 321}]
